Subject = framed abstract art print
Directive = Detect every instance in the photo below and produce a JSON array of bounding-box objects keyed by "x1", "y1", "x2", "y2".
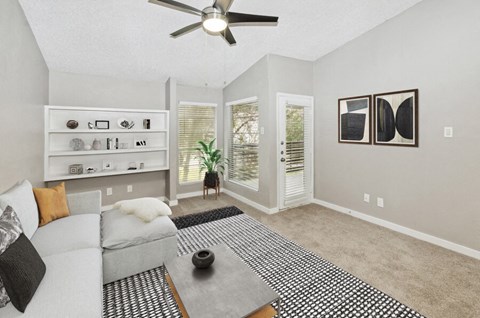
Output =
[
  {"x1": 373, "y1": 89, "x2": 418, "y2": 147},
  {"x1": 338, "y1": 95, "x2": 372, "y2": 144}
]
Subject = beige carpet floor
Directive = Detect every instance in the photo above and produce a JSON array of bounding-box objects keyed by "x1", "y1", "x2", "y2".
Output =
[{"x1": 171, "y1": 193, "x2": 480, "y2": 318}]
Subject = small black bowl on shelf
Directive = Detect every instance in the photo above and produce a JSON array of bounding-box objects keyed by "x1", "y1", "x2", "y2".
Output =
[{"x1": 192, "y1": 249, "x2": 215, "y2": 269}]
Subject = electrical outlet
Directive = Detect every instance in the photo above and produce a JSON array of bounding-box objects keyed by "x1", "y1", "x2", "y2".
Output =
[
  {"x1": 106, "y1": 188, "x2": 112, "y2": 196},
  {"x1": 260, "y1": 127, "x2": 265, "y2": 135},
  {"x1": 363, "y1": 193, "x2": 370, "y2": 203},
  {"x1": 377, "y1": 197, "x2": 384, "y2": 208},
  {"x1": 127, "y1": 185, "x2": 133, "y2": 193},
  {"x1": 444, "y1": 127, "x2": 453, "y2": 138}
]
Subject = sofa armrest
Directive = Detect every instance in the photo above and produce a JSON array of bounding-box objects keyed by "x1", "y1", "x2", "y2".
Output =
[{"x1": 67, "y1": 190, "x2": 101, "y2": 215}]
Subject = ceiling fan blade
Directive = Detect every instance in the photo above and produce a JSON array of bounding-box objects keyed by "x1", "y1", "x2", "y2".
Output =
[
  {"x1": 170, "y1": 22, "x2": 203, "y2": 38},
  {"x1": 149, "y1": 0, "x2": 202, "y2": 16},
  {"x1": 220, "y1": 27, "x2": 236, "y2": 45},
  {"x1": 227, "y1": 12, "x2": 278, "y2": 25},
  {"x1": 213, "y1": 0, "x2": 235, "y2": 13}
]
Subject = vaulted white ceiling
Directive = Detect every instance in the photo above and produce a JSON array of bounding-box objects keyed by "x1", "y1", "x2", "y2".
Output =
[{"x1": 19, "y1": 0, "x2": 422, "y2": 88}]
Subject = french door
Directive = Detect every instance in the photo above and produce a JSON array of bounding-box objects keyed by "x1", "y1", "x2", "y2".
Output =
[{"x1": 277, "y1": 93, "x2": 314, "y2": 210}]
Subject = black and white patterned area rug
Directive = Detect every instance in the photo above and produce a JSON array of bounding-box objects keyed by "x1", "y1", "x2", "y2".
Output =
[{"x1": 103, "y1": 206, "x2": 425, "y2": 318}]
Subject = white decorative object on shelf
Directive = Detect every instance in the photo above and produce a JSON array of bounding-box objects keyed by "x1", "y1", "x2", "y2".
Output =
[{"x1": 44, "y1": 105, "x2": 169, "y2": 181}]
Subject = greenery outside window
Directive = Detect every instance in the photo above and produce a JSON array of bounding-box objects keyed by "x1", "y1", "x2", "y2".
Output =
[{"x1": 226, "y1": 98, "x2": 259, "y2": 190}]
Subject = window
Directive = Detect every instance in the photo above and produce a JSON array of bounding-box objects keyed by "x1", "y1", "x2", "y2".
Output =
[
  {"x1": 226, "y1": 98, "x2": 259, "y2": 190},
  {"x1": 178, "y1": 103, "x2": 216, "y2": 183}
]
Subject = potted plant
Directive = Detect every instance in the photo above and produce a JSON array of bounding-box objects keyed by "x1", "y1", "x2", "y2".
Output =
[{"x1": 195, "y1": 138, "x2": 227, "y2": 188}]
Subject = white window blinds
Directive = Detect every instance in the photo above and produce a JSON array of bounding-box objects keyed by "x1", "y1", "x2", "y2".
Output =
[
  {"x1": 227, "y1": 99, "x2": 259, "y2": 190},
  {"x1": 178, "y1": 104, "x2": 216, "y2": 183},
  {"x1": 284, "y1": 104, "x2": 313, "y2": 203}
]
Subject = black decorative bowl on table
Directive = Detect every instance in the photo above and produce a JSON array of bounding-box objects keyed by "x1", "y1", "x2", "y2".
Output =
[{"x1": 192, "y1": 249, "x2": 215, "y2": 269}]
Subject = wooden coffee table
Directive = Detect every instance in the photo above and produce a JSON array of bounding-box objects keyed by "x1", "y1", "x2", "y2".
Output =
[{"x1": 162, "y1": 244, "x2": 281, "y2": 318}]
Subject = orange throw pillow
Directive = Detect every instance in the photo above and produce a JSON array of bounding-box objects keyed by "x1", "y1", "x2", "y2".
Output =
[{"x1": 33, "y1": 182, "x2": 70, "y2": 226}]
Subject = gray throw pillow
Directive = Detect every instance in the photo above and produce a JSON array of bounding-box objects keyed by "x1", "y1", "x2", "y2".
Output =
[{"x1": 0, "y1": 206, "x2": 24, "y2": 308}]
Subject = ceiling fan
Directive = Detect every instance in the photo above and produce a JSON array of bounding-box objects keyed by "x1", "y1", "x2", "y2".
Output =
[{"x1": 148, "y1": 0, "x2": 279, "y2": 45}]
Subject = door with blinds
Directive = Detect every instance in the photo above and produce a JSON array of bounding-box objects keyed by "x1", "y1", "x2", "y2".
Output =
[{"x1": 277, "y1": 93, "x2": 314, "y2": 210}]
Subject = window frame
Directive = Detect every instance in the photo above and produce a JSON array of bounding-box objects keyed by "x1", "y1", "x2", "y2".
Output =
[
  {"x1": 178, "y1": 101, "x2": 218, "y2": 185},
  {"x1": 224, "y1": 96, "x2": 260, "y2": 191}
]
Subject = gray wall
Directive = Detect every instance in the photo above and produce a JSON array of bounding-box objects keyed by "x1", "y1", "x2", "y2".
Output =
[
  {"x1": 223, "y1": 55, "x2": 313, "y2": 209},
  {"x1": 48, "y1": 71, "x2": 167, "y2": 205},
  {"x1": 49, "y1": 71, "x2": 165, "y2": 109},
  {"x1": 177, "y1": 84, "x2": 224, "y2": 195},
  {"x1": 313, "y1": 0, "x2": 480, "y2": 250},
  {"x1": 0, "y1": 0, "x2": 49, "y2": 192},
  {"x1": 164, "y1": 78, "x2": 177, "y2": 202}
]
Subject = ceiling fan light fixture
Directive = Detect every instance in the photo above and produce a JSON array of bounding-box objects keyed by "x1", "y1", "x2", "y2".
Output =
[
  {"x1": 202, "y1": 8, "x2": 227, "y2": 33},
  {"x1": 150, "y1": 0, "x2": 279, "y2": 45},
  {"x1": 203, "y1": 18, "x2": 227, "y2": 32}
]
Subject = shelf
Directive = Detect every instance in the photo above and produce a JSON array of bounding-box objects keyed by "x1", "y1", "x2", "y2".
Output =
[
  {"x1": 48, "y1": 129, "x2": 167, "y2": 134},
  {"x1": 45, "y1": 106, "x2": 169, "y2": 182},
  {"x1": 48, "y1": 147, "x2": 167, "y2": 157},
  {"x1": 45, "y1": 166, "x2": 169, "y2": 182}
]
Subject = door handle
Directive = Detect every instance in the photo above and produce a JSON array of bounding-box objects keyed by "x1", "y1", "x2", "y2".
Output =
[{"x1": 280, "y1": 158, "x2": 285, "y2": 162}]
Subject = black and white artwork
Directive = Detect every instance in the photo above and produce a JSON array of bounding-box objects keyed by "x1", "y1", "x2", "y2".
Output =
[
  {"x1": 338, "y1": 95, "x2": 371, "y2": 144},
  {"x1": 374, "y1": 89, "x2": 418, "y2": 147}
]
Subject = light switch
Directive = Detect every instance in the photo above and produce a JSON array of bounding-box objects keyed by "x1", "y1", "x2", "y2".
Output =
[{"x1": 444, "y1": 127, "x2": 453, "y2": 138}]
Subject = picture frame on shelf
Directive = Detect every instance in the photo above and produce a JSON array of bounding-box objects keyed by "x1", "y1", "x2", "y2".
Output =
[
  {"x1": 95, "y1": 120, "x2": 110, "y2": 129},
  {"x1": 373, "y1": 89, "x2": 418, "y2": 147},
  {"x1": 338, "y1": 95, "x2": 372, "y2": 144}
]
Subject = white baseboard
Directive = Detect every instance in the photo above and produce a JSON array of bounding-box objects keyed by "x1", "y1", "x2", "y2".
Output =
[
  {"x1": 101, "y1": 196, "x2": 167, "y2": 211},
  {"x1": 177, "y1": 190, "x2": 209, "y2": 200},
  {"x1": 175, "y1": 188, "x2": 279, "y2": 215},
  {"x1": 222, "y1": 189, "x2": 279, "y2": 215},
  {"x1": 312, "y1": 199, "x2": 480, "y2": 260},
  {"x1": 165, "y1": 198, "x2": 178, "y2": 207}
]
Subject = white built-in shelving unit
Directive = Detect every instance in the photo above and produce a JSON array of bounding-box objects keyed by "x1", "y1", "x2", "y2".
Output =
[{"x1": 44, "y1": 105, "x2": 169, "y2": 181}]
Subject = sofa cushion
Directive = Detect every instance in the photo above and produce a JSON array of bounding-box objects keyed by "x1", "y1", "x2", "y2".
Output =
[
  {"x1": 102, "y1": 209, "x2": 177, "y2": 250},
  {"x1": 0, "y1": 206, "x2": 24, "y2": 308},
  {"x1": 0, "y1": 234, "x2": 46, "y2": 313},
  {"x1": 0, "y1": 248, "x2": 102, "y2": 317},
  {"x1": 33, "y1": 182, "x2": 70, "y2": 226},
  {"x1": 31, "y1": 214, "x2": 100, "y2": 257},
  {"x1": 0, "y1": 180, "x2": 38, "y2": 239}
]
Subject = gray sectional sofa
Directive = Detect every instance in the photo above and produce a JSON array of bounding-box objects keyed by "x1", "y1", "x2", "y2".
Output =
[
  {"x1": 0, "y1": 180, "x2": 178, "y2": 317},
  {"x1": 0, "y1": 180, "x2": 103, "y2": 317}
]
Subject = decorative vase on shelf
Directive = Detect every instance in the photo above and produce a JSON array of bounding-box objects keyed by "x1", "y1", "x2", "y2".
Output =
[
  {"x1": 192, "y1": 249, "x2": 215, "y2": 269},
  {"x1": 66, "y1": 120, "x2": 78, "y2": 129},
  {"x1": 69, "y1": 138, "x2": 85, "y2": 151},
  {"x1": 92, "y1": 139, "x2": 101, "y2": 150}
]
